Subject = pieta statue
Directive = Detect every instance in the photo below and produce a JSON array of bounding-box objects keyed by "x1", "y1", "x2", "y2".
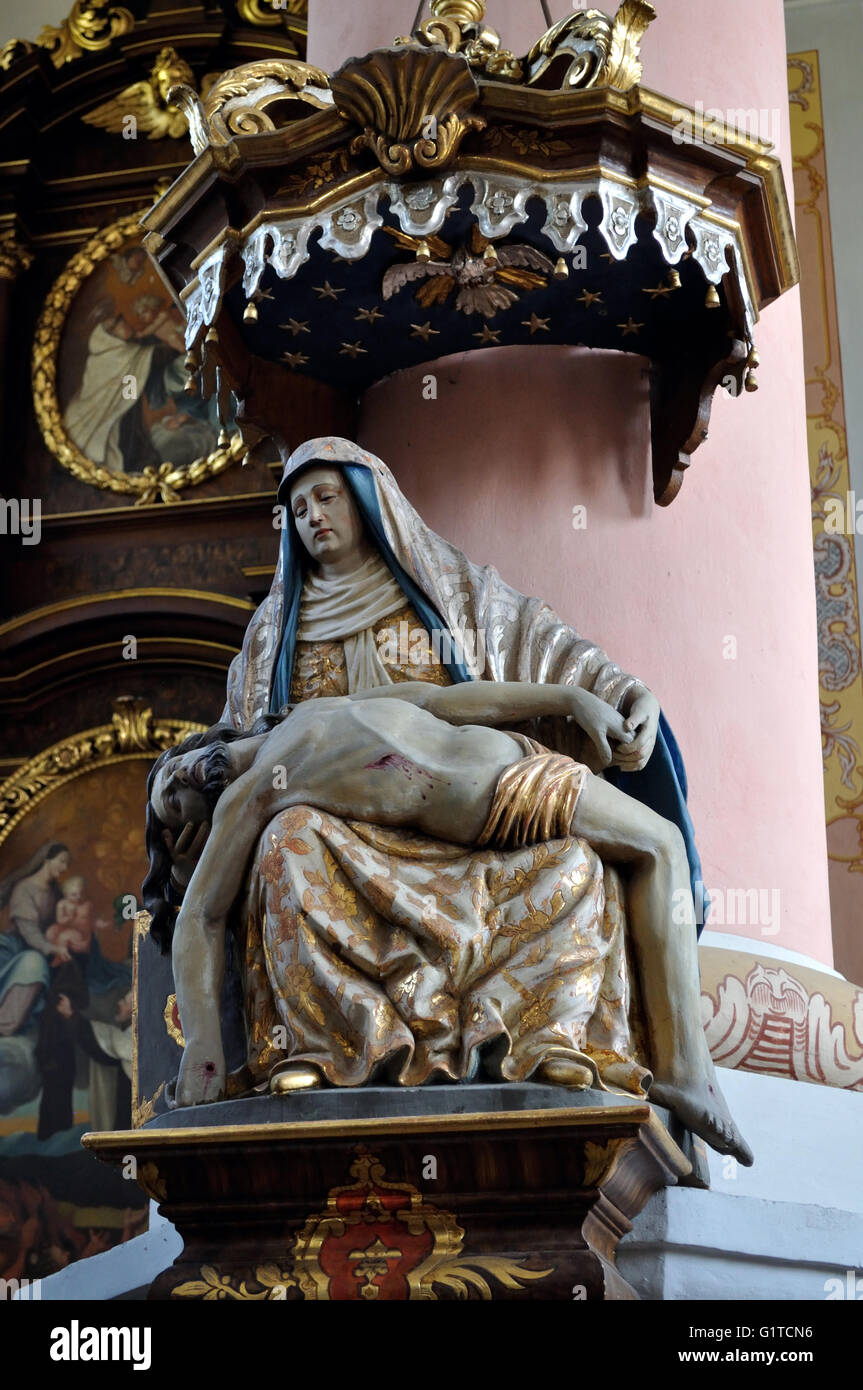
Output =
[{"x1": 143, "y1": 436, "x2": 751, "y2": 1165}]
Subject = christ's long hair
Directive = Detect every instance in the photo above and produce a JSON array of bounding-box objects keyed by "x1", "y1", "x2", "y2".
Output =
[{"x1": 142, "y1": 715, "x2": 280, "y2": 953}]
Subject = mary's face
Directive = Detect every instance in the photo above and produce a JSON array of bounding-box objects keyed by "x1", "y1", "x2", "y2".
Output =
[
  {"x1": 289, "y1": 467, "x2": 368, "y2": 571},
  {"x1": 46, "y1": 852, "x2": 70, "y2": 879}
]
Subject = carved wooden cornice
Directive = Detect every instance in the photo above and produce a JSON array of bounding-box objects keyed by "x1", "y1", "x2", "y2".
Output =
[{"x1": 137, "y1": 0, "x2": 797, "y2": 504}]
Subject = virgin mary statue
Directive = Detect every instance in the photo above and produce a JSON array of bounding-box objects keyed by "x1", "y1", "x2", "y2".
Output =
[{"x1": 219, "y1": 436, "x2": 704, "y2": 1098}]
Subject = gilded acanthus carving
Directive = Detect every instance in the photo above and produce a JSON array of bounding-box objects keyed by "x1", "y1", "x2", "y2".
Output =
[
  {"x1": 411, "y1": 0, "x2": 523, "y2": 80},
  {"x1": 36, "y1": 0, "x2": 134, "y2": 69},
  {"x1": 332, "y1": 46, "x2": 485, "y2": 177},
  {"x1": 170, "y1": 59, "x2": 331, "y2": 157},
  {"x1": 82, "y1": 47, "x2": 196, "y2": 142},
  {"x1": 525, "y1": 0, "x2": 657, "y2": 91}
]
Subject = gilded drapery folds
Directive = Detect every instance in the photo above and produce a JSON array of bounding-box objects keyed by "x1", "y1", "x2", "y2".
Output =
[{"x1": 242, "y1": 805, "x2": 651, "y2": 1094}]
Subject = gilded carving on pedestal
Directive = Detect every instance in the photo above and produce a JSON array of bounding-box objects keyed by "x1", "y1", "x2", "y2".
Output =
[{"x1": 172, "y1": 1150, "x2": 553, "y2": 1300}]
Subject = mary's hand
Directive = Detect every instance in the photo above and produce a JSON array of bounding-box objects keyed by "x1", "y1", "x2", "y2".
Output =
[
  {"x1": 611, "y1": 691, "x2": 660, "y2": 773},
  {"x1": 163, "y1": 820, "x2": 210, "y2": 891}
]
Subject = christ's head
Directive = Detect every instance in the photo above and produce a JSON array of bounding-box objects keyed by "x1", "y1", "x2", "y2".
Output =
[
  {"x1": 143, "y1": 715, "x2": 280, "y2": 952},
  {"x1": 149, "y1": 740, "x2": 235, "y2": 830},
  {"x1": 62, "y1": 875, "x2": 86, "y2": 902}
]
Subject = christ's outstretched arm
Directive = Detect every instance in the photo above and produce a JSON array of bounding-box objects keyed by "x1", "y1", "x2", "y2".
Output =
[{"x1": 347, "y1": 679, "x2": 635, "y2": 768}]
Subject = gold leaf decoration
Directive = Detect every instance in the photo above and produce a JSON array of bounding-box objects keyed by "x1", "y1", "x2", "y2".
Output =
[
  {"x1": 173, "y1": 1264, "x2": 297, "y2": 1299},
  {"x1": 605, "y1": 0, "x2": 657, "y2": 91},
  {"x1": 419, "y1": 1255, "x2": 554, "y2": 1300},
  {"x1": 82, "y1": 47, "x2": 195, "y2": 141},
  {"x1": 332, "y1": 46, "x2": 485, "y2": 177},
  {"x1": 0, "y1": 699, "x2": 203, "y2": 846},
  {"x1": 36, "y1": 0, "x2": 134, "y2": 69},
  {"x1": 236, "y1": 0, "x2": 307, "y2": 25}
]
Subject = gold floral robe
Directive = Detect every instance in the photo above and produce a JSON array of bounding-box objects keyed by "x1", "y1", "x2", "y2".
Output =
[
  {"x1": 242, "y1": 808, "x2": 650, "y2": 1092},
  {"x1": 240, "y1": 620, "x2": 651, "y2": 1095}
]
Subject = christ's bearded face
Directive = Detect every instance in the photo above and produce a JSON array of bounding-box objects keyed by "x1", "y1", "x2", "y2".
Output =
[
  {"x1": 289, "y1": 467, "x2": 368, "y2": 571},
  {"x1": 151, "y1": 743, "x2": 234, "y2": 828}
]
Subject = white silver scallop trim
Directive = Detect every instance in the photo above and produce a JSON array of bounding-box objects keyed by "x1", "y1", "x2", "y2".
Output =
[{"x1": 182, "y1": 171, "x2": 760, "y2": 345}]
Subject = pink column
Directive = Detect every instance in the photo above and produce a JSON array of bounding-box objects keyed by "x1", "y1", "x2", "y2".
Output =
[{"x1": 308, "y1": 1, "x2": 832, "y2": 964}]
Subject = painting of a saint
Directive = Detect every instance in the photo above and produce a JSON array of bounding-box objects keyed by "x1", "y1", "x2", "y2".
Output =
[{"x1": 58, "y1": 242, "x2": 222, "y2": 476}]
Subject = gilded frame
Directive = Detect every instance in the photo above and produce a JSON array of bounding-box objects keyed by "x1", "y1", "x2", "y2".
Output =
[
  {"x1": 0, "y1": 697, "x2": 202, "y2": 847},
  {"x1": 31, "y1": 212, "x2": 243, "y2": 505}
]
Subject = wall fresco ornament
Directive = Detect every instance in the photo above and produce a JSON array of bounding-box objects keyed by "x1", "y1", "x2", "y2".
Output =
[
  {"x1": 789, "y1": 52, "x2": 863, "y2": 980},
  {"x1": 32, "y1": 214, "x2": 243, "y2": 504},
  {"x1": 701, "y1": 956, "x2": 863, "y2": 1091}
]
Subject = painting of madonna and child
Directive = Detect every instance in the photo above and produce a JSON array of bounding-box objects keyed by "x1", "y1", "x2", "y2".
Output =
[
  {"x1": 0, "y1": 761, "x2": 149, "y2": 1283},
  {"x1": 57, "y1": 240, "x2": 223, "y2": 476}
]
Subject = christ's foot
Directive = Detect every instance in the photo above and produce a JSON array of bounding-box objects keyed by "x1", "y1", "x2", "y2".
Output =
[{"x1": 649, "y1": 1076, "x2": 754, "y2": 1167}]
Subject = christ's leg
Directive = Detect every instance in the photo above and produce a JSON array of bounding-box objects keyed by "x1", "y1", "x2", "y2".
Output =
[{"x1": 567, "y1": 773, "x2": 753, "y2": 1166}]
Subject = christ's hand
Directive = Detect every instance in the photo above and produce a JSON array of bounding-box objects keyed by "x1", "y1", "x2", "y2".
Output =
[
  {"x1": 611, "y1": 691, "x2": 660, "y2": 772},
  {"x1": 163, "y1": 820, "x2": 210, "y2": 891},
  {"x1": 574, "y1": 697, "x2": 635, "y2": 771}
]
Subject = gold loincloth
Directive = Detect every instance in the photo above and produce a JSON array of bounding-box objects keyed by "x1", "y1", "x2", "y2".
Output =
[{"x1": 477, "y1": 733, "x2": 589, "y2": 850}]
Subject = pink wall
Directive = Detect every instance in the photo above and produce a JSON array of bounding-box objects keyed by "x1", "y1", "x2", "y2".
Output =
[{"x1": 308, "y1": 1, "x2": 833, "y2": 964}]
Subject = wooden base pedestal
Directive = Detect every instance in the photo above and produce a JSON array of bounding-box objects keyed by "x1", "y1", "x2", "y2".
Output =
[{"x1": 85, "y1": 1100, "x2": 690, "y2": 1301}]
